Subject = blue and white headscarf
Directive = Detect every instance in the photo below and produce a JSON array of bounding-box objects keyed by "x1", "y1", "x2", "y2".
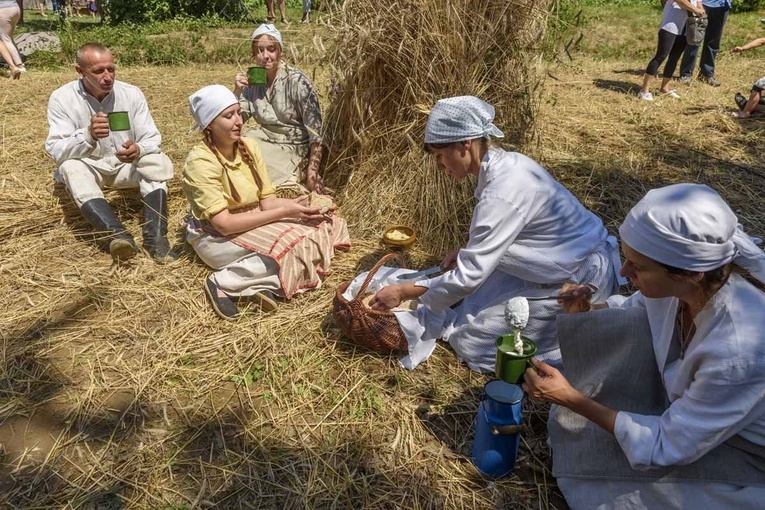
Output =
[{"x1": 424, "y1": 96, "x2": 504, "y2": 145}]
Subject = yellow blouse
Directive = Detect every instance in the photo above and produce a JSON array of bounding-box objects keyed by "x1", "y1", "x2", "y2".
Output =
[{"x1": 183, "y1": 137, "x2": 276, "y2": 221}]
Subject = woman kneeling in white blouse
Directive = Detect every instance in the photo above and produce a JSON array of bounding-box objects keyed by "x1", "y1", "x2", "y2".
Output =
[
  {"x1": 369, "y1": 96, "x2": 623, "y2": 372},
  {"x1": 525, "y1": 184, "x2": 765, "y2": 508}
]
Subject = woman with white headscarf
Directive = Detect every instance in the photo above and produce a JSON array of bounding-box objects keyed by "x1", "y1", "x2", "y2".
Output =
[
  {"x1": 233, "y1": 23, "x2": 325, "y2": 194},
  {"x1": 524, "y1": 184, "x2": 765, "y2": 508},
  {"x1": 183, "y1": 85, "x2": 349, "y2": 321},
  {"x1": 369, "y1": 96, "x2": 624, "y2": 372}
]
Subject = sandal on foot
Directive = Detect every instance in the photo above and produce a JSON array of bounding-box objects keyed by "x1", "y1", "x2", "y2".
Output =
[
  {"x1": 735, "y1": 92, "x2": 748, "y2": 111},
  {"x1": 658, "y1": 89, "x2": 681, "y2": 99},
  {"x1": 730, "y1": 111, "x2": 750, "y2": 119},
  {"x1": 240, "y1": 290, "x2": 280, "y2": 313},
  {"x1": 266, "y1": 15, "x2": 276, "y2": 23},
  {"x1": 204, "y1": 278, "x2": 240, "y2": 320}
]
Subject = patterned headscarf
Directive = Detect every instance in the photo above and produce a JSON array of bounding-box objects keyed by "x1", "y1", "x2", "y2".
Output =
[{"x1": 424, "y1": 96, "x2": 504, "y2": 145}]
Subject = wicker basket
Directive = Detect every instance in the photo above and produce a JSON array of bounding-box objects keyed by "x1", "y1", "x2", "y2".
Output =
[{"x1": 333, "y1": 252, "x2": 409, "y2": 354}]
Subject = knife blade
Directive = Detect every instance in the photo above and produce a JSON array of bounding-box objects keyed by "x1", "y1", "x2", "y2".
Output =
[{"x1": 396, "y1": 266, "x2": 443, "y2": 281}]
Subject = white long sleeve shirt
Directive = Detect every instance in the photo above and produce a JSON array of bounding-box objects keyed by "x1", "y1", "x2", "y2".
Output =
[
  {"x1": 607, "y1": 274, "x2": 765, "y2": 469},
  {"x1": 45, "y1": 79, "x2": 163, "y2": 173},
  {"x1": 418, "y1": 149, "x2": 609, "y2": 313}
]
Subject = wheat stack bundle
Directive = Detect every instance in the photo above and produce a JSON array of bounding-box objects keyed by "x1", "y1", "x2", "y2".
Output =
[{"x1": 323, "y1": 0, "x2": 552, "y2": 254}]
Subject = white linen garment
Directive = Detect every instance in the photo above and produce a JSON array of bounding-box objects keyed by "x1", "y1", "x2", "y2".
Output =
[
  {"x1": 45, "y1": 79, "x2": 172, "y2": 182},
  {"x1": 185, "y1": 222, "x2": 282, "y2": 297},
  {"x1": 606, "y1": 274, "x2": 765, "y2": 469},
  {"x1": 558, "y1": 274, "x2": 765, "y2": 509},
  {"x1": 401, "y1": 148, "x2": 621, "y2": 371},
  {"x1": 417, "y1": 149, "x2": 613, "y2": 314}
]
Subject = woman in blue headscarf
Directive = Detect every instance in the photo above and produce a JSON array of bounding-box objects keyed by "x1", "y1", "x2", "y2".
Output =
[{"x1": 369, "y1": 96, "x2": 623, "y2": 372}]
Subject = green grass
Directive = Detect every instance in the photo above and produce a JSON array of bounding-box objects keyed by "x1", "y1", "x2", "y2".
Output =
[
  {"x1": 575, "y1": 3, "x2": 765, "y2": 62},
  {"x1": 18, "y1": 7, "x2": 327, "y2": 68}
]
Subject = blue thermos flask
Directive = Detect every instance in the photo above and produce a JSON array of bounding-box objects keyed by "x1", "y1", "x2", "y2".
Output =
[{"x1": 471, "y1": 379, "x2": 524, "y2": 478}]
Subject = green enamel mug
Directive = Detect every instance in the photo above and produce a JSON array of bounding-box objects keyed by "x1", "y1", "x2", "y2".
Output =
[
  {"x1": 247, "y1": 66, "x2": 267, "y2": 86},
  {"x1": 495, "y1": 335, "x2": 537, "y2": 385},
  {"x1": 107, "y1": 111, "x2": 131, "y2": 131}
]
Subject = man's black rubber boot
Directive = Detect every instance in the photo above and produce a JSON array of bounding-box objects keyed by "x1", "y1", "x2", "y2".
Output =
[
  {"x1": 142, "y1": 189, "x2": 176, "y2": 263},
  {"x1": 80, "y1": 198, "x2": 139, "y2": 262}
]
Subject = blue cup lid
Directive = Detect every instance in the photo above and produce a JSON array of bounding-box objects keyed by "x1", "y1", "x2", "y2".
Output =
[{"x1": 484, "y1": 379, "x2": 524, "y2": 404}]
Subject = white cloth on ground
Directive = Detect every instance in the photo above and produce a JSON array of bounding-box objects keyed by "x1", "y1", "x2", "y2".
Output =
[
  {"x1": 341, "y1": 266, "x2": 451, "y2": 370},
  {"x1": 186, "y1": 222, "x2": 282, "y2": 297},
  {"x1": 424, "y1": 96, "x2": 504, "y2": 144},
  {"x1": 605, "y1": 274, "x2": 765, "y2": 470},
  {"x1": 46, "y1": 79, "x2": 173, "y2": 182},
  {"x1": 57, "y1": 156, "x2": 169, "y2": 207}
]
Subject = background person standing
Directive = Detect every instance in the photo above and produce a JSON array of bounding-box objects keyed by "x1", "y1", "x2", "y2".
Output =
[
  {"x1": 0, "y1": 0, "x2": 24, "y2": 72},
  {"x1": 678, "y1": 0, "x2": 731, "y2": 86}
]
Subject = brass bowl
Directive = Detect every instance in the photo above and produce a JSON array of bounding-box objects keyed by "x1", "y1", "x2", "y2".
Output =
[{"x1": 382, "y1": 225, "x2": 416, "y2": 248}]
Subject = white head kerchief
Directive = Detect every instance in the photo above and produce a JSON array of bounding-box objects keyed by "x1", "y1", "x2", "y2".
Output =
[
  {"x1": 189, "y1": 84, "x2": 238, "y2": 131},
  {"x1": 619, "y1": 184, "x2": 765, "y2": 283},
  {"x1": 251, "y1": 23, "x2": 283, "y2": 50},
  {"x1": 424, "y1": 96, "x2": 505, "y2": 145}
]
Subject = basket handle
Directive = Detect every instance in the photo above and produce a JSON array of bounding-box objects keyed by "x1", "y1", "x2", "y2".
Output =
[{"x1": 356, "y1": 252, "x2": 408, "y2": 298}]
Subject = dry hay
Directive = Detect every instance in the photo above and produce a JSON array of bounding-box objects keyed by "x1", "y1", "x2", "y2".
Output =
[
  {"x1": 4, "y1": 8, "x2": 763, "y2": 509},
  {"x1": 536, "y1": 55, "x2": 765, "y2": 239},
  {"x1": 0, "y1": 62, "x2": 561, "y2": 508},
  {"x1": 323, "y1": 0, "x2": 553, "y2": 254}
]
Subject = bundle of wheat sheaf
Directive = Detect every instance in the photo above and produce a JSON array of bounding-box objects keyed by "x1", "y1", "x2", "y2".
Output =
[{"x1": 323, "y1": 0, "x2": 552, "y2": 254}]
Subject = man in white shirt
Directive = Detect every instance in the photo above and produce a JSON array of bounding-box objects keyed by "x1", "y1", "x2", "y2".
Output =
[{"x1": 45, "y1": 42, "x2": 175, "y2": 262}]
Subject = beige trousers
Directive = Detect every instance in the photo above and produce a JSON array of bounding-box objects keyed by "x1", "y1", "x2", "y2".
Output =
[
  {"x1": 56, "y1": 153, "x2": 173, "y2": 207},
  {"x1": 0, "y1": 4, "x2": 21, "y2": 66}
]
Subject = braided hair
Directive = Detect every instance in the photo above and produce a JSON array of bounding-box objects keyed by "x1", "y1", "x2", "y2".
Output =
[{"x1": 202, "y1": 128, "x2": 265, "y2": 204}]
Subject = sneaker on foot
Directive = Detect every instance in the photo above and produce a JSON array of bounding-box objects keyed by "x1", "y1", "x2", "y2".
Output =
[
  {"x1": 637, "y1": 91, "x2": 654, "y2": 101},
  {"x1": 659, "y1": 89, "x2": 681, "y2": 99},
  {"x1": 679, "y1": 75, "x2": 691, "y2": 85},
  {"x1": 700, "y1": 75, "x2": 720, "y2": 87}
]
